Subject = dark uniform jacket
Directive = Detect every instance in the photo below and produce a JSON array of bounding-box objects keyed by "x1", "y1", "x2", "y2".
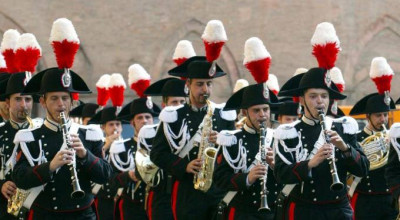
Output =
[
  {"x1": 274, "y1": 116, "x2": 369, "y2": 205},
  {"x1": 215, "y1": 124, "x2": 282, "y2": 213},
  {"x1": 12, "y1": 118, "x2": 112, "y2": 212},
  {"x1": 385, "y1": 123, "x2": 400, "y2": 205}
]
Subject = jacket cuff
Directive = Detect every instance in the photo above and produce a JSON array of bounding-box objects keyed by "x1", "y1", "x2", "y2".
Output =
[
  {"x1": 34, "y1": 162, "x2": 52, "y2": 184},
  {"x1": 293, "y1": 161, "x2": 312, "y2": 181}
]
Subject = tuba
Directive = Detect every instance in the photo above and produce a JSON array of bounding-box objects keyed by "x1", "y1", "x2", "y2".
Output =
[
  {"x1": 360, "y1": 125, "x2": 389, "y2": 170},
  {"x1": 193, "y1": 97, "x2": 219, "y2": 192}
]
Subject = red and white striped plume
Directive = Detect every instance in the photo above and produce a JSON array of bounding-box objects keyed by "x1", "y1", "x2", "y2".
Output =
[
  {"x1": 233, "y1": 79, "x2": 249, "y2": 93},
  {"x1": 173, "y1": 40, "x2": 196, "y2": 66},
  {"x1": 0, "y1": 53, "x2": 7, "y2": 72},
  {"x1": 330, "y1": 67, "x2": 345, "y2": 93},
  {"x1": 243, "y1": 37, "x2": 271, "y2": 84},
  {"x1": 370, "y1": 57, "x2": 394, "y2": 106},
  {"x1": 50, "y1": 18, "x2": 80, "y2": 69},
  {"x1": 96, "y1": 74, "x2": 111, "y2": 109},
  {"x1": 266, "y1": 74, "x2": 279, "y2": 95},
  {"x1": 311, "y1": 22, "x2": 340, "y2": 70},
  {"x1": 329, "y1": 67, "x2": 345, "y2": 115},
  {"x1": 128, "y1": 64, "x2": 151, "y2": 98},
  {"x1": 14, "y1": 33, "x2": 41, "y2": 81},
  {"x1": 1, "y1": 29, "x2": 20, "y2": 73},
  {"x1": 201, "y1": 20, "x2": 227, "y2": 63},
  {"x1": 293, "y1": 68, "x2": 308, "y2": 114},
  {"x1": 108, "y1": 73, "x2": 126, "y2": 112}
]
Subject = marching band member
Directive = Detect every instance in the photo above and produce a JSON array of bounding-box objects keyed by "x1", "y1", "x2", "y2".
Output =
[
  {"x1": 142, "y1": 77, "x2": 187, "y2": 220},
  {"x1": 349, "y1": 57, "x2": 398, "y2": 219},
  {"x1": 273, "y1": 98, "x2": 300, "y2": 125},
  {"x1": 214, "y1": 36, "x2": 282, "y2": 220},
  {"x1": 69, "y1": 103, "x2": 100, "y2": 125}
]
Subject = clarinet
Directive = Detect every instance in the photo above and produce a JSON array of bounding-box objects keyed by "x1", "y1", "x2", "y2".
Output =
[
  {"x1": 317, "y1": 109, "x2": 344, "y2": 192},
  {"x1": 59, "y1": 112, "x2": 85, "y2": 199},
  {"x1": 259, "y1": 122, "x2": 270, "y2": 211}
]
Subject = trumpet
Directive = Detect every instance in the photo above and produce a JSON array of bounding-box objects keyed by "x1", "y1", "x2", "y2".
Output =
[
  {"x1": 258, "y1": 122, "x2": 270, "y2": 211},
  {"x1": 317, "y1": 109, "x2": 344, "y2": 192},
  {"x1": 59, "y1": 112, "x2": 85, "y2": 199}
]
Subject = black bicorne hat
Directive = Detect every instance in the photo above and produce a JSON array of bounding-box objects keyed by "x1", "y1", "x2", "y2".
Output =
[
  {"x1": 396, "y1": 97, "x2": 400, "y2": 105},
  {"x1": 22, "y1": 67, "x2": 91, "y2": 95},
  {"x1": 70, "y1": 103, "x2": 100, "y2": 118},
  {"x1": 224, "y1": 83, "x2": 280, "y2": 110},
  {"x1": 278, "y1": 67, "x2": 346, "y2": 100},
  {"x1": 0, "y1": 72, "x2": 40, "y2": 102},
  {"x1": 144, "y1": 77, "x2": 187, "y2": 97},
  {"x1": 117, "y1": 97, "x2": 160, "y2": 120},
  {"x1": 88, "y1": 106, "x2": 129, "y2": 124},
  {"x1": 272, "y1": 97, "x2": 299, "y2": 116},
  {"x1": 350, "y1": 93, "x2": 396, "y2": 115},
  {"x1": 168, "y1": 56, "x2": 226, "y2": 79}
]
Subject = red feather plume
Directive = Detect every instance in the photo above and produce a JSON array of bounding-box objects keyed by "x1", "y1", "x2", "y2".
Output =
[
  {"x1": 130, "y1": 79, "x2": 150, "y2": 98},
  {"x1": 2, "y1": 49, "x2": 18, "y2": 73},
  {"x1": 203, "y1": 41, "x2": 225, "y2": 63},
  {"x1": 14, "y1": 47, "x2": 41, "y2": 73},
  {"x1": 372, "y1": 75, "x2": 393, "y2": 95},
  {"x1": 97, "y1": 87, "x2": 110, "y2": 107},
  {"x1": 312, "y1": 42, "x2": 339, "y2": 70},
  {"x1": 51, "y1": 40, "x2": 80, "y2": 69},
  {"x1": 244, "y1": 57, "x2": 270, "y2": 84}
]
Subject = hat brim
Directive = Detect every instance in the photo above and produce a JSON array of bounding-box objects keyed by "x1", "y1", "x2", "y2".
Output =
[{"x1": 350, "y1": 93, "x2": 396, "y2": 115}]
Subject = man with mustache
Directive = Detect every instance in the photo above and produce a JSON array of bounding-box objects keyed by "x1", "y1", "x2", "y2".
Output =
[
  {"x1": 274, "y1": 68, "x2": 369, "y2": 220},
  {"x1": 0, "y1": 72, "x2": 42, "y2": 220},
  {"x1": 150, "y1": 56, "x2": 236, "y2": 220}
]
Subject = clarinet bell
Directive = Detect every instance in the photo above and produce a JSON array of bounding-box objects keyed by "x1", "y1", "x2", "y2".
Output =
[
  {"x1": 330, "y1": 175, "x2": 344, "y2": 192},
  {"x1": 258, "y1": 195, "x2": 270, "y2": 212}
]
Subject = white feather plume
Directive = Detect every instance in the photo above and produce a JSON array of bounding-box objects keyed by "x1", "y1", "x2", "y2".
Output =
[
  {"x1": 330, "y1": 67, "x2": 345, "y2": 85},
  {"x1": 369, "y1": 57, "x2": 394, "y2": 78},
  {"x1": 96, "y1": 74, "x2": 111, "y2": 89},
  {"x1": 233, "y1": 79, "x2": 249, "y2": 93},
  {"x1": 0, "y1": 53, "x2": 6, "y2": 69},
  {"x1": 128, "y1": 64, "x2": 151, "y2": 85},
  {"x1": 311, "y1": 22, "x2": 340, "y2": 47},
  {"x1": 108, "y1": 73, "x2": 126, "y2": 88},
  {"x1": 243, "y1": 37, "x2": 270, "y2": 64},
  {"x1": 15, "y1": 33, "x2": 42, "y2": 55},
  {"x1": 1, "y1": 29, "x2": 20, "y2": 51},
  {"x1": 293, "y1": 68, "x2": 308, "y2": 76},
  {"x1": 267, "y1": 74, "x2": 279, "y2": 92},
  {"x1": 49, "y1": 18, "x2": 80, "y2": 43},
  {"x1": 201, "y1": 20, "x2": 228, "y2": 43},
  {"x1": 173, "y1": 40, "x2": 196, "y2": 59}
]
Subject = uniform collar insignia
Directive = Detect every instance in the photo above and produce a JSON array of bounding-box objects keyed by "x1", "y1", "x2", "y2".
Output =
[
  {"x1": 302, "y1": 115, "x2": 319, "y2": 126},
  {"x1": 44, "y1": 117, "x2": 71, "y2": 132}
]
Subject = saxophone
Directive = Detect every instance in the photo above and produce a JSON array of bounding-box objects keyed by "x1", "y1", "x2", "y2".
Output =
[{"x1": 193, "y1": 98, "x2": 219, "y2": 192}]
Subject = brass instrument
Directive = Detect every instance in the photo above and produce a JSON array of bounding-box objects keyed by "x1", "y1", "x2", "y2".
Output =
[
  {"x1": 60, "y1": 112, "x2": 85, "y2": 199},
  {"x1": 193, "y1": 97, "x2": 219, "y2": 192},
  {"x1": 135, "y1": 148, "x2": 160, "y2": 187},
  {"x1": 258, "y1": 122, "x2": 270, "y2": 211},
  {"x1": 360, "y1": 125, "x2": 389, "y2": 170},
  {"x1": 318, "y1": 109, "x2": 344, "y2": 191}
]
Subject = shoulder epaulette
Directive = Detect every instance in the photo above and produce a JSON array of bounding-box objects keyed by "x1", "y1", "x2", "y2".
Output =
[
  {"x1": 274, "y1": 120, "x2": 300, "y2": 140},
  {"x1": 138, "y1": 124, "x2": 159, "y2": 139},
  {"x1": 13, "y1": 128, "x2": 36, "y2": 144},
  {"x1": 217, "y1": 129, "x2": 241, "y2": 146},
  {"x1": 333, "y1": 116, "x2": 358, "y2": 135},
  {"x1": 85, "y1": 124, "x2": 104, "y2": 141},
  {"x1": 389, "y1": 123, "x2": 400, "y2": 139},
  {"x1": 159, "y1": 104, "x2": 184, "y2": 123},
  {"x1": 0, "y1": 122, "x2": 5, "y2": 128},
  {"x1": 210, "y1": 101, "x2": 237, "y2": 121},
  {"x1": 110, "y1": 138, "x2": 130, "y2": 154}
]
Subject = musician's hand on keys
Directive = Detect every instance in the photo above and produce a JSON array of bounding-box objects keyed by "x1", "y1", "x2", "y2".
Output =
[
  {"x1": 265, "y1": 147, "x2": 275, "y2": 169},
  {"x1": 49, "y1": 150, "x2": 74, "y2": 172},
  {"x1": 128, "y1": 170, "x2": 139, "y2": 182},
  {"x1": 248, "y1": 164, "x2": 267, "y2": 185},
  {"x1": 308, "y1": 144, "x2": 332, "y2": 169},
  {"x1": 70, "y1": 134, "x2": 87, "y2": 158},
  {"x1": 326, "y1": 130, "x2": 347, "y2": 151},
  {"x1": 186, "y1": 158, "x2": 202, "y2": 174},
  {"x1": 1, "y1": 181, "x2": 16, "y2": 199},
  {"x1": 209, "y1": 130, "x2": 218, "y2": 144}
]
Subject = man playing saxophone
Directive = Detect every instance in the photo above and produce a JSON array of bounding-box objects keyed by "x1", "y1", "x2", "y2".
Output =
[
  {"x1": 274, "y1": 68, "x2": 369, "y2": 220},
  {"x1": 0, "y1": 72, "x2": 42, "y2": 220},
  {"x1": 349, "y1": 57, "x2": 398, "y2": 220},
  {"x1": 150, "y1": 56, "x2": 236, "y2": 220},
  {"x1": 214, "y1": 82, "x2": 282, "y2": 220}
]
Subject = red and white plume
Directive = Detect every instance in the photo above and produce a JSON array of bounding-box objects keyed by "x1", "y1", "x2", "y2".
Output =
[
  {"x1": 96, "y1": 74, "x2": 111, "y2": 108},
  {"x1": 243, "y1": 37, "x2": 271, "y2": 84},
  {"x1": 1, "y1": 29, "x2": 20, "y2": 73},
  {"x1": 330, "y1": 67, "x2": 345, "y2": 93},
  {"x1": 311, "y1": 22, "x2": 340, "y2": 70},
  {"x1": 201, "y1": 20, "x2": 227, "y2": 62},
  {"x1": 173, "y1": 40, "x2": 196, "y2": 66},
  {"x1": 0, "y1": 53, "x2": 7, "y2": 72},
  {"x1": 108, "y1": 73, "x2": 126, "y2": 109},
  {"x1": 128, "y1": 64, "x2": 151, "y2": 98},
  {"x1": 50, "y1": 18, "x2": 80, "y2": 69},
  {"x1": 369, "y1": 57, "x2": 394, "y2": 95},
  {"x1": 266, "y1": 74, "x2": 279, "y2": 95},
  {"x1": 14, "y1": 33, "x2": 41, "y2": 73}
]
